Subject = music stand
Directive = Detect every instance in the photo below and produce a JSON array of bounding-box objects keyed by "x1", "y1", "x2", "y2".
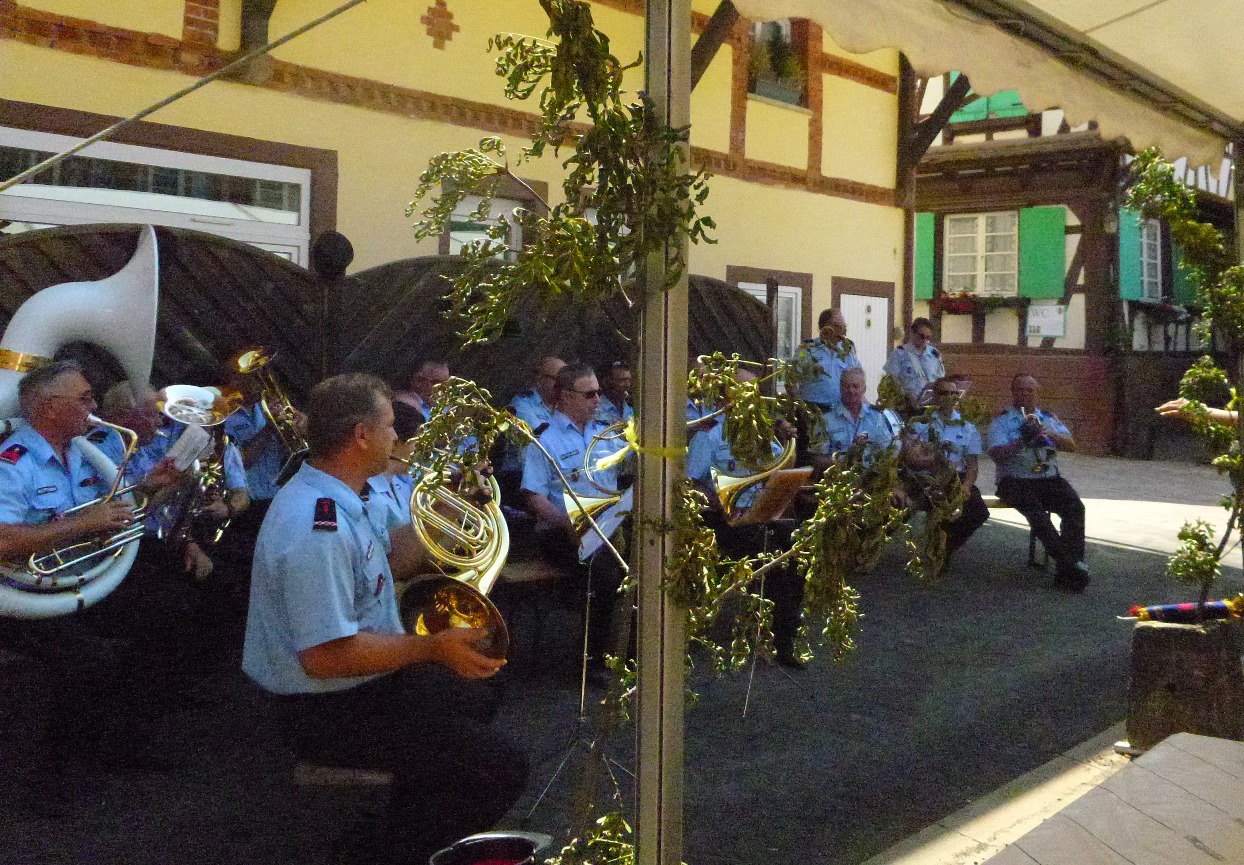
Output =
[{"x1": 728, "y1": 467, "x2": 811, "y2": 526}]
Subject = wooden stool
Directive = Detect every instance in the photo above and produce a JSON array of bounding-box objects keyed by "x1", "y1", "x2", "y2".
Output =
[{"x1": 982, "y1": 495, "x2": 1046, "y2": 569}]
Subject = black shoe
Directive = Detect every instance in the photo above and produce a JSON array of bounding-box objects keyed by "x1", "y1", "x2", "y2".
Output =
[{"x1": 1053, "y1": 566, "x2": 1089, "y2": 593}]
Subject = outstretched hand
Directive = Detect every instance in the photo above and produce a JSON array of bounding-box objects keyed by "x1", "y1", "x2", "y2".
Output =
[{"x1": 429, "y1": 626, "x2": 505, "y2": 680}]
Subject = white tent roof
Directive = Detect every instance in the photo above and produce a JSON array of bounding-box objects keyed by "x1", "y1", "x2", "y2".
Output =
[{"x1": 732, "y1": 0, "x2": 1244, "y2": 167}]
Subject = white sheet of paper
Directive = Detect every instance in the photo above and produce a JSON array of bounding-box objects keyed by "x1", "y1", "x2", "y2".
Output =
[
  {"x1": 166, "y1": 424, "x2": 211, "y2": 472},
  {"x1": 578, "y1": 487, "x2": 633, "y2": 561}
]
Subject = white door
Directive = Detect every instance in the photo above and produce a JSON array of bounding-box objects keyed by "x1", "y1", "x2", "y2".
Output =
[{"x1": 838, "y1": 293, "x2": 889, "y2": 402}]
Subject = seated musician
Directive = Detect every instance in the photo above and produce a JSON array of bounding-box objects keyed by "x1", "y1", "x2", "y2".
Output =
[
  {"x1": 519, "y1": 362, "x2": 628, "y2": 665},
  {"x1": 903, "y1": 377, "x2": 989, "y2": 570},
  {"x1": 595, "y1": 360, "x2": 635, "y2": 426},
  {"x1": 0, "y1": 361, "x2": 182, "y2": 773},
  {"x1": 807, "y1": 367, "x2": 900, "y2": 471},
  {"x1": 686, "y1": 368, "x2": 804, "y2": 669},
  {"x1": 242, "y1": 373, "x2": 527, "y2": 865}
]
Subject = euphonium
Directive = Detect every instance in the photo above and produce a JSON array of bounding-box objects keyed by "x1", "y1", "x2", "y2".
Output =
[
  {"x1": 393, "y1": 455, "x2": 510, "y2": 659},
  {"x1": 233, "y1": 347, "x2": 308, "y2": 455},
  {"x1": 156, "y1": 385, "x2": 241, "y2": 546},
  {"x1": 1, "y1": 416, "x2": 146, "y2": 619}
]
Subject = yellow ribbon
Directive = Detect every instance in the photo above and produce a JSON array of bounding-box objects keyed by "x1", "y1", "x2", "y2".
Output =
[{"x1": 594, "y1": 419, "x2": 685, "y2": 472}]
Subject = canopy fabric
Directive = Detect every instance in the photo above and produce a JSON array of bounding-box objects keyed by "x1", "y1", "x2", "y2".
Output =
[{"x1": 732, "y1": 0, "x2": 1242, "y2": 167}]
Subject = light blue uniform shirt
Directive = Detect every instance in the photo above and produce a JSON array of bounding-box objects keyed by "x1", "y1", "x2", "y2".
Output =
[
  {"x1": 223, "y1": 403, "x2": 285, "y2": 501},
  {"x1": 510, "y1": 390, "x2": 557, "y2": 431},
  {"x1": 243, "y1": 462, "x2": 403, "y2": 695},
  {"x1": 910, "y1": 411, "x2": 981, "y2": 474},
  {"x1": 686, "y1": 420, "x2": 781, "y2": 511},
  {"x1": 811, "y1": 403, "x2": 897, "y2": 460},
  {"x1": 0, "y1": 425, "x2": 109, "y2": 525},
  {"x1": 595, "y1": 396, "x2": 634, "y2": 427},
  {"x1": 794, "y1": 338, "x2": 861, "y2": 407},
  {"x1": 364, "y1": 472, "x2": 413, "y2": 539},
  {"x1": 883, "y1": 343, "x2": 946, "y2": 403},
  {"x1": 988, "y1": 407, "x2": 1071, "y2": 480},
  {"x1": 521, "y1": 412, "x2": 625, "y2": 514}
]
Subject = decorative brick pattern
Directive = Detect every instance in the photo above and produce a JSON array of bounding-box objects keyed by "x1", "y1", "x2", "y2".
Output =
[
  {"x1": 183, "y1": 0, "x2": 219, "y2": 47},
  {"x1": 420, "y1": 0, "x2": 458, "y2": 50},
  {"x1": 0, "y1": 3, "x2": 895, "y2": 209}
]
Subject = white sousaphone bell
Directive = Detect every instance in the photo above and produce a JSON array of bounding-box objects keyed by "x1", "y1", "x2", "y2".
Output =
[{"x1": 0, "y1": 225, "x2": 159, "y2": 619}]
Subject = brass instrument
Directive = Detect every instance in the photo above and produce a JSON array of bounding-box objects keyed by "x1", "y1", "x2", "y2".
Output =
[
  {"x1": 233, "y1": 347, "x2": 308, "y2": 455},
  {"x1": 155, "y1": 385, "x2": 241, "y2": 547},
  {"x1": 711, "y1": 438, "x2": 797, "y2": 516},
  {"x1": 393, "y1": 455, "x2": 510, "y2": 659},
  {"x1": 12, "y1": 415, "x2": 147, "y2": 595},
  {"x1": 1020, "y1": 406, "x2": 1054, "y2": 474}
]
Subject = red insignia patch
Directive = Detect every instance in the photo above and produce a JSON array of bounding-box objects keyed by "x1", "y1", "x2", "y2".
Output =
[
  {"x1": 0, "y1": 444, "x2": 27, "y2": 465},
  {"x1": 313, "y1": 497, "x2": 338, "y2": 532}
]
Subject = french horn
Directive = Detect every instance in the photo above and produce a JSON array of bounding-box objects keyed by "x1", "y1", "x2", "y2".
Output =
[
  {"x1": 393, "y1": 455, "x2": 510, "y2": 659},
  {"x1": 0, "y1": 226, "x2": 159, "y2": 618},
  {"x1": 711, "y1": 438, "x2": 797, "y2": 517}
]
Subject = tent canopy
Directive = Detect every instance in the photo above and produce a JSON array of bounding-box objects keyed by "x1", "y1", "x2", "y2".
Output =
[{"x1": 732, "y1": 0, "x2": 1244, "y2": 167}]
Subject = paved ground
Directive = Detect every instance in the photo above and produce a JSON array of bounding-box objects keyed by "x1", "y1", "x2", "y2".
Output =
[{"x1": 1, "y1": 452, "x2": 1240, "y2": 865}]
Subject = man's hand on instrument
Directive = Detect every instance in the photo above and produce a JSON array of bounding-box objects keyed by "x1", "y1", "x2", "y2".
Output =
[
  {"x1": 74, "y1": 499, "x2": 136, "y2": 536},
  {"x1": 183, "y1": 540, "x2": 214, "y2": 583},
  {"x1": 200, "y1": 497, "x2": 230, "y2": 522},
  {"x1": 430, "y1": 627, "x2": 505, "y2": 680},
  {"x1": 141, "y1": 456, "x2": 185, "y2": 493}
]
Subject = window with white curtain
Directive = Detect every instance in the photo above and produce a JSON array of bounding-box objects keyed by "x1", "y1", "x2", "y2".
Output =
[{"x1": 943, "y1": 211, "x2": 1018, "y2": 297}]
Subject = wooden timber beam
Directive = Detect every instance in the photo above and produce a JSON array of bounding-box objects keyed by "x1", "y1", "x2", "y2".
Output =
[
  {"x1": 241, "y1": 0, "x2": 279, "y2": 51},
  {"x1": 690, "y1": 1, "x2": 739, "y2": 91}
]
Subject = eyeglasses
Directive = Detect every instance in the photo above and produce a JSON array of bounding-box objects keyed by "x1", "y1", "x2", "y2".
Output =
[
  {"x1": 573, "y1": 388, "x2": 602, "y2": 399},
  {"x1": 49, "y1": 392, "x2": 95, "y2": 406},
  {"x1": 933, "y1": 390, "x2": 959, "y2": 397}
]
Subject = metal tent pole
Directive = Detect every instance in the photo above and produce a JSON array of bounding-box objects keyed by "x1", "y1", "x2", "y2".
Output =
[{"x1": 635, "y1": 1, "x2": 690, "y2": 863}]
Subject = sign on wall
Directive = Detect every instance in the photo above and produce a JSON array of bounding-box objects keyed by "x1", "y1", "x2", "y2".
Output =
[{"x1": 1026, "y1": 301, "x2": 1067, "y2": 338}]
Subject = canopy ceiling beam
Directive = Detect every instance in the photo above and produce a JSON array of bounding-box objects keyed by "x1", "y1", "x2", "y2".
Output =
[
  {"x1": 941, "y1": 0, "x2": 1244, "y2": 143},
  {"x1": 689, "y1": 1, "x2": 740, "y2": 91}
]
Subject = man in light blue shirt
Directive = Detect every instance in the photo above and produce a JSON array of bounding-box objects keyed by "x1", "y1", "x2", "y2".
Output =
[
  {"x1": 906, "y1": 377, "x2": 988, "y2": 565},
  {"x1": 792, "y1": 307, "x2": 861, "y2": 410},
  {"x1": 808, "y1": 367, "x2": 898, "y2": 468},
  {"x1": 883, "y1": 317, "x2": 946, "y2": 412},
  {"x1": 243, "y1": 372, "x2": 526, "y2": 863},
  {"x1": 987, "y1": 373, "x2": 1087, "y2": 591},
  {"x1": 595, "y1": 360, "x2": 635, "y2": 427}
]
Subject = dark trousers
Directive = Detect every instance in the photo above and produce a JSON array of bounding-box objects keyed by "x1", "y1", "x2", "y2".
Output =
[
  {"x1": 712, "y1": 518, "x2": 803, "y2": 656},
  {"x1": 996, "y1": 476, "x2": 1086, "y2": 571},
  {"x1": 945, "y1": 484, "x2": 990, "y2": 558},
  {"x1": 275, "y1": 665, "x2": 528, "y2": 865}
]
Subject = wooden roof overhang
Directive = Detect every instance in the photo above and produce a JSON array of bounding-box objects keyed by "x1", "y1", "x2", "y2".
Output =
[{"x1": 915, "y1": 132, "x2": 1128, "y2": 212}]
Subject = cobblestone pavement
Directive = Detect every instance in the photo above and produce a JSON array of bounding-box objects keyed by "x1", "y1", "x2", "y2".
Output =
[{"x1": 1, "y1": 453, "x2": 1238, "y2": 865}]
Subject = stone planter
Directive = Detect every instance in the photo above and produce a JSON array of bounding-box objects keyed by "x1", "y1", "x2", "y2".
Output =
[{"x1": 1127, "y1": 619, "x2": 1244, "y2": 751}]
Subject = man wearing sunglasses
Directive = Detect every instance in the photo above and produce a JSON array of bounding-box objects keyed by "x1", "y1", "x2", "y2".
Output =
[{"x1": 520, "y1": 362, "x2": 628, "y2": 668}]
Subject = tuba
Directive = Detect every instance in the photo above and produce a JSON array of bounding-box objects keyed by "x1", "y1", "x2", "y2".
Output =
[
  {"x1": 233, "y1": 347, "x2": 308, "y2": 455},
  {"x1": 394, "y1": 456, "x2": 511, "y2": 659},
  {"x1": 0, "y1": 226, "x2": 159, "y2": 618}
]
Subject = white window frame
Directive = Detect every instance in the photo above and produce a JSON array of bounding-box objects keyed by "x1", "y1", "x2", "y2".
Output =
[
  {"x1": 448, "y1": 194, "x2": 526, "y2": 261},
  {"x1": 1141, "y1": 218, "x2": 1162, "y2": 301},
  {"x1": 943, "y1": 211, "x2": 1019, "y2": 298},
  {"x1": 0, "y1": 126, "x2": 311, "y2": 265},
  {"x1": 738, "y1": 282, "x2": 803, "y2": 361}
]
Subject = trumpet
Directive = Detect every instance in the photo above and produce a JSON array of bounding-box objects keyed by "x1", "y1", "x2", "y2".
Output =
[
  {"x1": 234, "y1": 347, "x2": 308, "y2": 455},
  {"x1": 391, "y1": 453, "x2": 510, "y2": 659}
]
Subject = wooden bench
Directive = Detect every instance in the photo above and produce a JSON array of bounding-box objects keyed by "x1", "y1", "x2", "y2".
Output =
[{"x1": 982, "y1": 495, "x2": 1048, "y2": 568}]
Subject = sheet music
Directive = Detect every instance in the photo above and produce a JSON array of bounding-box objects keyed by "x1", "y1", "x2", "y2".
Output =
[
  {"x1": 578, "y1": 487, "x2": 633, "y2": 561},
  {"x1": 165, "y1": 424, "x2": 211, "y2": 472}
]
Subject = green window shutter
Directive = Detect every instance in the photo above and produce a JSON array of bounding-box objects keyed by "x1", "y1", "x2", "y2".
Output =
[
  {"x1": 914, "y1": 212, "x2": 935, "y2": 300},
  {"x1": 1018, "y1": 206, "x2": 1066, "y2": 299},
  {"x1": 1171, "y1": 243, "x2": 1198, "y2": 304},
  {"x1": 986, "y1": 90, "x2": 1028, "y2": 118},
  {"x1": 947, "y1": 71, "x2": 986, "y2": 123},
  {"x1": 1118, "y1": 208, "x2": 1143, "y2": 300}
]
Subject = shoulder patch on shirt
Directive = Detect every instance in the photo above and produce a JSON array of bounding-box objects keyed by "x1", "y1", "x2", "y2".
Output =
[
  {"x1": 0, "y1": 444, "x2": 27, "y2": 465},
  {"x1": 85, "y1": 428, "x2": 110, "y2": 444},
  {"x1": 313, "y1": 497, "x2": 338, "y2": 531}
]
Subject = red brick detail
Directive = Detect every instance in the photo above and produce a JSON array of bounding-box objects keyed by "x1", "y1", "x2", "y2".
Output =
[
  {"x1": 0, "y1": 3, "x2": 895, "y2": 209},
  {"x1": 821, "y1": 51, "x2": 897, "y2": 94},
  {"x1": 183, "y1": 0, "x2": 219, "y2": 47},
  {"x1": 420, "y1": 0, "x2": 458, "y2": 50}
]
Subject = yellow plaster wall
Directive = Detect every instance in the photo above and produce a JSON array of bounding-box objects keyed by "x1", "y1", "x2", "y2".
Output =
[
  {"x1": 823, "y1": 37, "x2": 899, "y2": 77},
  {"x1": 689, "y1": 43, "x2": 733, "y2": 153},
  {"x1": 821, "y1": 78, "x2": 897, "y2": 188},
  {"x1": 688, "y1": 173, "x2": 903, "y2": 319},
  {"x1": 20, "y1": 0, "x2": 184, "y2": 40},
  {"x1": 941, "y1": 314, "x2": 974, "y2": 344},
  {"x1": 744, "y1": 98, "x2": 810, "y2": 168},
  {"x1": 217, "y1": 0, "x2": 242, "y2": 52},
  {"x1": 983, "y1": 308, "x2": 1019, "y2": 344}
]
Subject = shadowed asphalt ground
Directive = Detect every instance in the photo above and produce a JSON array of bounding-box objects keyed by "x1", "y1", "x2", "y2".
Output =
[{"x1": 1, "y1": 453, "x2": 1239, "y2": 865}]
